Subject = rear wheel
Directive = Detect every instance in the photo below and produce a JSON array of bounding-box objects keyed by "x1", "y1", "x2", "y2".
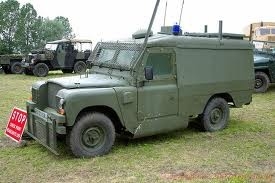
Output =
[
  {"x1": 33, "y1": 63, "x2": 49, "y2": 77},
  {"x1": 11, "y1": 62, "x2": 23, "y2": 74},
  {"x1": 68, "y1": 112, "x2": 115, "y2": 158},
  {"x1": 201, "y1": 97, "x2": 229, "y2": 132},
  {"x1": 254, "y1": 72, "x2": 270, "y2": 93},
  {"x1": 74, "y1": 61, "x2": 86, "y2": 73},
  {"x1": 2, "y1": 66, "x2": 11, "y2": 74}
]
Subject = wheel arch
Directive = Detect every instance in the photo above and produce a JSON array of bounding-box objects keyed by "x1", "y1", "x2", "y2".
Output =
[
  {"x1": 34, "y1": 60, "x2": 53, "y2": 69},
  {"x1": 205, "y1": 93, "x2": 234, "y2": 109},
  {"x1": 255, "y1": 69, "x2": 271, "y2": 80},
  {"x1": 70, "y1": 105, "x2": 124, "y2": 134}
]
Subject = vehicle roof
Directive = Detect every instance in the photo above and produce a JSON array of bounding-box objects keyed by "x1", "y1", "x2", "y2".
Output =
[
  {"x1": 121, "y1": 34, "x2": 252, "y2": 50},
  {"x1": 47, "y1": 39, "x2": 92, "y2": 44}
]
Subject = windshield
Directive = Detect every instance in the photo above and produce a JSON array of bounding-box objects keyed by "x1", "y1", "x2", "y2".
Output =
[
  {"x1": 89, "y1": 42, "x2": 142, "y2": 70},
  {"x1": 253, "y1": 41, "x2": 275, "y2": 53},
  {"x1": 45, "y1": 43, "x2": 58, "y2": 51}
]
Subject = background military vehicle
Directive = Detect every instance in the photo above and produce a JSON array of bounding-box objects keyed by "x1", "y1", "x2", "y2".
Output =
[
  {"x1": 0, "y1": 54, "x2": 24, "y2": 74},
  {"x1": 244, "y1": 22, "x2": 275, "y2": 42},
  {"x1": 254, "y1": 49, "x2": 275, "y2": 92},
  {"x1": 24, "y1": 26, "x2": 254, "y2": 157},
  {"x1": 22, "y1": 39, "x2": 92, "y2": 77}
]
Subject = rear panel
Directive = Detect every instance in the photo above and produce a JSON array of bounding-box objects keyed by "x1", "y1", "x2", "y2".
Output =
[{"x1": 176, "y1": 47, "x2": 253, "y2": 116}]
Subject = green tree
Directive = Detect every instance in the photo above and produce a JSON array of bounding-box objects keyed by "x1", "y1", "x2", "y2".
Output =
[
  {"x1": 0, "y1": 0, "x2": 75, "y2": 54},
  {"x1": 55, "y1": 16, "x2": 75, "y2": 39},
  {"x1": 36, "y1": 17, "x2": 75, "y2": 48},
  {"x1": 15, "y1": 3, "x2": 38, "y2": 53},
  {"x1": 0, "y1": 0, "x2": 20, "y2": 54}
]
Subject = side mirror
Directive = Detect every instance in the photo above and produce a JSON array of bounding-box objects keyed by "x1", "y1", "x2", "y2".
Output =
[{"x1": 144, "y1": 66, "x2": 153, "y2": 80}]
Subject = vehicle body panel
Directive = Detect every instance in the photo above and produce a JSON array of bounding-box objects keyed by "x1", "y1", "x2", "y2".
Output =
[
  {"x1": 254, "y1": 51, "x2": 275, "y2": 83},
  {"x1": 25, "y1": 33, "x2": 254, "y2": 154}
]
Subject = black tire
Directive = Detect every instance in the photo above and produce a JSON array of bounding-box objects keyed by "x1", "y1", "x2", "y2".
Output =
[
  {"x1": 74, "y1": 61, "x2": 86, "y2": 73},
  {"x1": 201, "y1": 97, "x2": 229, "y2": 132},
  {"x1": 11, "y1": 62, "x2": 23, "y2": 74},
  {"x1": 24, "y1": 68, "x2": 34, "y2": 75},
  {"x1": 33, "y1": 63, "x2": 49, "y2": 77},
  {"x1": 2, "y1": 66, "x2": 11, "y2": 74},
  {"x1": 254, "y1": 72, "x2": 270, "y2": 93},
  {"x1": 68, "y1": 112, "x2": 115, "y2": 158},
  {"x1": 62, "y1": 69, "x2": 73, "y2": 73}
]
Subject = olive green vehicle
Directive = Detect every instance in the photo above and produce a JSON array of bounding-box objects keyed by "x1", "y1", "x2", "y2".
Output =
[
  {"x1": 254, "y1": 49, "x2": 275, "y2": 92},
  {"x1": 0, "y1": 54, "x2": 24, "y2": 74},
  {"x1": 24, "y1": 30, "x2": 254, "y2": 157},
  {"x1": 21, "y1": 39, "x2": 92, "y2": 77}
]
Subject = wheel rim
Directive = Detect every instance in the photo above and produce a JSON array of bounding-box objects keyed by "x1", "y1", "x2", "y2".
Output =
[
  {"x1": 210, "y1": 108, "x2": 223, "y2": 124},
  {"x1": 38, "y1": 66, "x2": 45, "y2": 76},
  {"x1": 75, "y1": 63, "x2": 85, "y2": 73},
  {"x1": 82, "y1": 126, "x2": 105, "y2": 149},
  {"x1": 255, "y1": 78, "x2": 263, "y2": 89},
  {"x1": 14, "y1": 65, "x2": 21, "y2": 73}
]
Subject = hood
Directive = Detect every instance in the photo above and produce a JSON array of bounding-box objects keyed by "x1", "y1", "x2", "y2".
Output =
[
  {"x1": 47, "y1": 74, "x2": 129, "y2": 89},
  {"x1": 254, "y1": 54, "x2": 270, "y2": 64}
]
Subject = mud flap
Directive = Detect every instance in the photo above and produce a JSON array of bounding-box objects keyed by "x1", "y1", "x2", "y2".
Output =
[{"x1": 25, "y1": 110, "x2": 59, "y2": 155}]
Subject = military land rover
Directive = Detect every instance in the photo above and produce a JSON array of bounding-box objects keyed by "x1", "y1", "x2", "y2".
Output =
[
  {"x1": 22, "y1": 39, "x2": 92, "y2": 77},
  {"x1": 0, "y1": 54, "x2": 24, "y2": 74},
  {"x1": 254, "y1": 49, "x2": 275, "y2": 92},
  {"x1": 24, "y1": 30, "x2": 254, "y2": 157}
]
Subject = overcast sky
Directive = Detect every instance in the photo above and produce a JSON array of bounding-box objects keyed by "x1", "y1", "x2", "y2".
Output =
[{"x1": 15, "y1": 0, "x2": 275, "y2": 42}]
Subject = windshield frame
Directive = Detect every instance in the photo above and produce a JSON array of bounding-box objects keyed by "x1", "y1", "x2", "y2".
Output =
[
  {"x1": 89, "y1": 42, "x2": 143, "y2": 71},
  {"x1": 45, "y1": 43, "x2": 58, "y2": 51}
]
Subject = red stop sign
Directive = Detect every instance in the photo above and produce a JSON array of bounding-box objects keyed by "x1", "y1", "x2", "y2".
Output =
[{"x1": 5, "y1": 107, "x2": 27, "y2": 142}]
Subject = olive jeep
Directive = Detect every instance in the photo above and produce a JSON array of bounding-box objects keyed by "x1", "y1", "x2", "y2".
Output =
[
  {"x1": 21, "y1": 39, "x2": 92, "y2": 77},
  {"x1": 24, "y1": 29, "x2": 254, "y2": 157},
  {"x1": 254, "y1": 50, "x2": 275, "y2": 92},
  {"x1": 0, "y1": 54, "x2": 24, "y2": 74}
]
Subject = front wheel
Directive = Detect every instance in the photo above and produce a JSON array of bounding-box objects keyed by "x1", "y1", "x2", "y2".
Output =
[
  {"x1": 33, "y1": 63, "x2": 49, "y2": 77},
  {"x1": 74, "y1": 61, "x2": 86, "y2": 74},
  {"x1": 68, "y1": 112, "x2": 115, "y2": 158},
  {"x1": 201, "y1": 97, "x2": 229, "y2": 132},
  {"x1": 254, "y1": 72, "x2": 270, "y2": 93}
]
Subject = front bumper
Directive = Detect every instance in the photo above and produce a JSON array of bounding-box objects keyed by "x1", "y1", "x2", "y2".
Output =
[{"x1": 25, "y1": 101, "x2": 66, "y2": 155}]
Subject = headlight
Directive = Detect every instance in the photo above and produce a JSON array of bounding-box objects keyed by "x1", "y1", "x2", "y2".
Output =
[
  {"x1": 56, "y1": 97, "x2": 65, "y2": 115},
  {"x1": 31, "y1": 59, "x2": 35, "y2": 64}
]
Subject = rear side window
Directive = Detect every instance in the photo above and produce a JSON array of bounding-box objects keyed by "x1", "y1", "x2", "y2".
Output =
[{"x1": 146, "y1": 53, "x2": 172, "y2": 76}]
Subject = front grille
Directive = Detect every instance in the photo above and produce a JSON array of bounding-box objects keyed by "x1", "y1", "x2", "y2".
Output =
[
  {"x1": 48, "y1": 83, "x2": 63, "y2": 109},
  {"x1": 32, "y1": 88, "x2": 38, "y2": 103}
]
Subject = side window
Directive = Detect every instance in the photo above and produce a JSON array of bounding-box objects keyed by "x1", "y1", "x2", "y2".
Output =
[{"x1": 146, "y1": 53, "x2": 173, "y2": 76}]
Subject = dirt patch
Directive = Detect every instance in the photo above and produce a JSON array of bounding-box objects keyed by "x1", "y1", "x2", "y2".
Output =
[
  {"x1": 160, "y1": 170, "x2": 273, "y2": 181},
  {"x1": 0, "y1": 136, "x2": 27, "y2": 148},
  {"x1": 160, "y1": 170, "x2": 235, "y2": 180}
]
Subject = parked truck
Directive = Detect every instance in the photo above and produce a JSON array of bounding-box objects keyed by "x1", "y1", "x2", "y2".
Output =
[
  {"x1": 24, "y1": 28, "x2": 254, "y2": 157},
  {"x1": 254, "y1": 48, "x2": 275, "y2": 92},
  {"x1": 0, "y1": 54, "x2": 24, "y2": 74},
  {"x1": 21, "y1": 39, "x2": 92, "y2": 77},
  {"x1": 244, "y1": 22, "x2": 275, "y2": 42}
]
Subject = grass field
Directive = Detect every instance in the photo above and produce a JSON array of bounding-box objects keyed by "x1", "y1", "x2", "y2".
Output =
[{"x1": 0, "y1": 73, "x2": 274, "y2": 183}]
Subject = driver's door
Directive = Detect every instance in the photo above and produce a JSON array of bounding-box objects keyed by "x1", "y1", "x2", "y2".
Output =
[
  {"x1": 137, "y1": 48, "x2": 178, "y2": 121},
  {"x1": 55, "y1": 43, "x2": 67, "y2": 68}
]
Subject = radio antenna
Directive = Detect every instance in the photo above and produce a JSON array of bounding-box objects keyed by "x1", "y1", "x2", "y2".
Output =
[
  {"x1": 143, "y1": 0, "x2": 160, "y2": 48},
  {"x1": 178, "y1": 0, "x2": 184, "y2": 26},
  {"x1": 163, "y1": 1, "x2": 168, "y2": 26}
]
